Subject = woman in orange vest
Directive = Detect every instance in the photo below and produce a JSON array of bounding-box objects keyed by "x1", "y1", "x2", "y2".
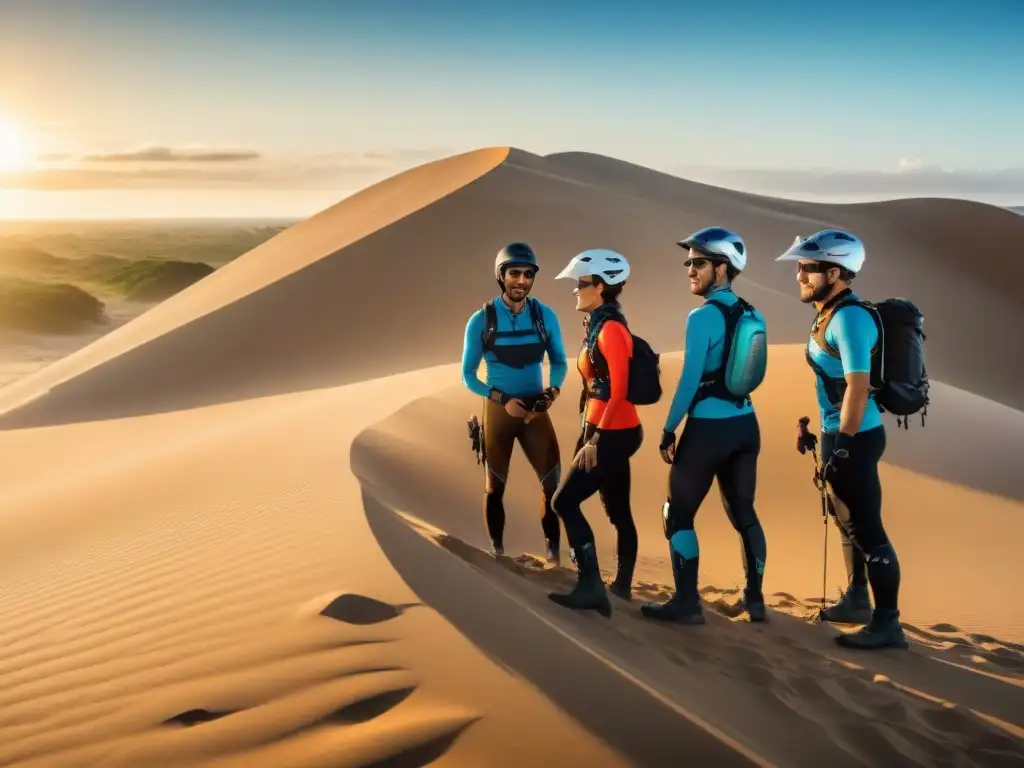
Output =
[{"x1": 547, "y1": 249, "x2": 643, "y2": 617}]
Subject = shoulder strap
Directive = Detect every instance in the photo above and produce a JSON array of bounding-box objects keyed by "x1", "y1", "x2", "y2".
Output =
[
  {"x1": 482, "y1": 300, "x2": 497, "y2": 351},
  {"x1": 814, "y1": 295, "x2": 879, "y2": 360},
  {"x1": 811, "y1": 292, "x2": 855, "y2": 358},
  {"x1": 704, "y1": 298, "x2": 744, "y2": 369},
  {"x1": 527, "y1": 298, "x2": 547, "y2": 343}
]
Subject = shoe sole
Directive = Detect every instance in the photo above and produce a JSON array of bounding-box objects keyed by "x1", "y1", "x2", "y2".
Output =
[
  {"x1": 834, "y1": 634, "x2": 910, "y2": 650},
  {"x1": 639, "y1": 609, "x2": 706, "y2": 625},
  {"x1": 547, "y1": 594, "x2": 613, "y2": 619}
]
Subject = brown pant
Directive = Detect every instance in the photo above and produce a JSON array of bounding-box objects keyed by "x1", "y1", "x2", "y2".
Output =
[{"x1": 481, "y1": 397, "x2": 562, "y2": 551}]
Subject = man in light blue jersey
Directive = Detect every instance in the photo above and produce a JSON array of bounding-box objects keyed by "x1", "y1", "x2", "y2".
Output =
[
  {"x1": 778, "y1": 229, "x2": 908, "y2": 651},
  {"x1": 640, "y1": 227, "x2": 769, "y2": 626},
  {"x1": 462, "y1": 242, "x2": 568, "y2": 562}
]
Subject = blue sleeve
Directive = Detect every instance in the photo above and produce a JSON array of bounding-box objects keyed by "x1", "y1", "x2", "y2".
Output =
[
  {"x1": 829, "y1": 306, "x2": 877, "y2": 375},
  {"x1": 542, "y1": 304, "x2": 568, "y2": 389},
  {"x1": 462, "y1": 310, "x2": 492, "y2": 397},
  {"x1": 663, "y1": 306, "x2": 715, "y2": 433}
]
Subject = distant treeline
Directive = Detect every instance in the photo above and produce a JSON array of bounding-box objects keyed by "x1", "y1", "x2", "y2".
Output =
[{"x1": 0, "y1": 258, "x2": 215, "y2": 333}]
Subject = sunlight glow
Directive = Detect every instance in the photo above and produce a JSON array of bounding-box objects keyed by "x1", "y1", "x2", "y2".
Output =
[{"x1": 0, "y1": 116, "x2": 31, "y2": 172}]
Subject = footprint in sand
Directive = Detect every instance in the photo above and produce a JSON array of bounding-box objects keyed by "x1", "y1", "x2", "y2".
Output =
[
  {"x1": 162, "y1": 708, "x2": 235, "y2": 727},
  {"x1": 140, "y1": 593, "x2": 479, "y2": 768},
  {"x1": 318, "y1": 593, "x2": 421, "y2": 625}
]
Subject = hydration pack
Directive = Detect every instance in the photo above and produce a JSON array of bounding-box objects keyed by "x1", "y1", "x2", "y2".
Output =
[
  {"x1": 587, "y1": 311, "x2": 662, "y2": 406},
  {"x1": 693, "y1": 296, "x2": 768, "y2": 409},
  {"x1": 809, "y1": 291, "x2": 930, "y2": 429},
  {"x1": 481, "y1": 297, "x2": 548, "y2": 369}
]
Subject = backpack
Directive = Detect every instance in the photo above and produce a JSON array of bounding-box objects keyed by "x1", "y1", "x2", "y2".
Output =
[
  {"x1": 587, "y1": 313, "x2": 662, "y2": 406},
  {"x1": 810, "y1": 292, "x2": 929, "y2": 429},
  {"x1": 693, "y1": 296, "x2": 768, "y2": 408},
  {"x1": 482, "y1": 297, "x2": 548, "y2": 352}
]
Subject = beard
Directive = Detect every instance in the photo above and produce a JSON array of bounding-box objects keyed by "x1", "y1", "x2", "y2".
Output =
[{"x1": 801, "y1": 281, "x2": 833, "y2": 304}]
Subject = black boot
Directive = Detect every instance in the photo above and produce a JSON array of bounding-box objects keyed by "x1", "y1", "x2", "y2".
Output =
[
  {"x1": 819, "y1": 582, "x2": 872, "y2": 624},
  {"x1": 640, "y1": 549, "x2": 704, "y2": 624},
  {"x1": 835, "y1": 608, "x2": 909, "y2": 650},
  {"x1": 547, "y1": 542, "x2": 612, "y2": 617},
  {"x1": 835, "y1": 542, "x2": 908, "y2": 649},
  {"x1": 739, "y1": 523, "x2": 767, "y2": 622},
  {"x1": 545, "y1": 540, "x2": 561, "y2": 566},
  {"x1": 743, "y1": 587, "x2": 766, "y2": 622},
  {"x1": 541, "y1": 499, "x2": 561, "y2": 565},
  {"x1": 608, "y1": 553, "x2": 636, "y2": 601}
]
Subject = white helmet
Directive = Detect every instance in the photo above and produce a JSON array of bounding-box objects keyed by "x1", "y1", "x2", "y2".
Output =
[
  {"x1": 776, "y1": 229, "x2": 865, "y2": 274},
  {"x1": 555, "y1": 248, "x2": 630, "y2": 285},
  {"x1": 677, "y1": 226, "x2": 747, "y2": 272}
]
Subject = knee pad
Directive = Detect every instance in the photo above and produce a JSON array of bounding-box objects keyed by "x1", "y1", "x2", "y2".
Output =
[{"x1": 662, "y1": 499, "x2": 695, "y2": 539}]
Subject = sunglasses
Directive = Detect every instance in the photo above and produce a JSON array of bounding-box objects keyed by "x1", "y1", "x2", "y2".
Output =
[
  {"x1": 576, "y1": 278, "x2": 595, "y2": 289},
  {"x1": 683, "y1": 257, "x2": 715, "y2": 269},
  {"x1": 796, "y1": 262, "x2": 835, "y2": 274}
]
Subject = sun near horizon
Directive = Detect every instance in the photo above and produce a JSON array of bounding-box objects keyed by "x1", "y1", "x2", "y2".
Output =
[{"x1": 0, "y1": 114, "x2": 33, "y2": 173}]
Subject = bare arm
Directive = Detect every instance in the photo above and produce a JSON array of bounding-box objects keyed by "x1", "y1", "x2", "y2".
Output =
[{"x1": 839, "y1": 371, "x2": 871, "y2": 435}]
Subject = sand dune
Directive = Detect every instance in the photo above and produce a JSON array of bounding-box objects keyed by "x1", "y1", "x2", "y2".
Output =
[
  {"x1": 0, "y1": 368, "x2": 635, "y2": 767},
  {"x1": 1, "y1": 146, "x2": 1021, "y2": 430},
  {"x1": 1, "y1": 146, "x2": 1022, "y2": 766}
]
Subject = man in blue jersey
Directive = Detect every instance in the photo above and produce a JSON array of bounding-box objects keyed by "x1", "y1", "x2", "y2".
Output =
[
  {"x1": 462, "y1": 242, "x2": 569, "y2": 562},
  {"x1": 640, "y1": 227, "x2": 769, "y2": 625},
  {"x1": 777, "y1": 229, "x2": 908, "y2": 651}
]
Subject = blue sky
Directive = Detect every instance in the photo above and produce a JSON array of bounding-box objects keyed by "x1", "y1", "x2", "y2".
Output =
[{"x1": 0, "y1": 0, "x2": 1021, "y2": 217}]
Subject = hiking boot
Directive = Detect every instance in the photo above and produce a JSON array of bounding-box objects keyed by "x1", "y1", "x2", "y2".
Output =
[
  {"x1": 640, "y1": 550, "x2": 704, "y2": 624},
  {"x1": 743, "y1": 588, "x2": 767, "y2": 623},
  {"x1": 490, "y1": 542, "x2": 505, "y2": 557},
  {"x1": 835, "y1": 608, "x2": 909, "y2": 650},
  {"x1": 547, "y1": 542, "x2": 612, "y2": 617},
  {"x1": 546, "y1": 540, "x2": 561, "y2": 566},
  {"x1": 819, "y1": 582, "x2": 872, "y2": 624},
  {"x1": 608, "y1": 553, "x2": 636, "y2": 601}
]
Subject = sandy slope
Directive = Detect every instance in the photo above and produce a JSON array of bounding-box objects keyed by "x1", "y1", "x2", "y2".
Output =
[
  {"x1": 1, "y1": 146, "x2": 1022, "y2": 767},
  {"x1": 351, "y1": 354, "x2": 1024, "y2": 768},
  {"x1": 0, "y1": 367, "x2": 646, "y2": 768}
]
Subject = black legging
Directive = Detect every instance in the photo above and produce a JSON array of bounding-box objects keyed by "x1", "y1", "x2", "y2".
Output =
[
  {"x1": 551, "y1": 424, "x2": 642, "y2": 563},
  {"x1": 823, "y1": 426, "x2": 900, "y2": 612},
  {"x1": 664, "y1": 413, "x2": 766, "y2": 594}
]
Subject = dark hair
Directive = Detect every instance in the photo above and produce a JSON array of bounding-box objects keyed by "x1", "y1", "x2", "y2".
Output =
[
  {"x1": 820, "y1": 261, "x2": 857, "y2": 283},
  {"x1": 725, "y1": 264, "x2": 740, "y2": 281},
  {"x1": 593, "y1": 276, "x2": 624, "y2": 304}
]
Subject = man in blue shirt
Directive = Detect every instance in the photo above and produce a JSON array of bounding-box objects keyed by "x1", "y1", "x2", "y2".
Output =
[
  {"x1": 778, "y1": 229, "x2": 908, "y2": 651},
  {"x1": 640, "y1": 227, "x2": 769, "y2": 626},
  {"x1": 462, "y1": 242, "x2": 569, "y2": 562}
]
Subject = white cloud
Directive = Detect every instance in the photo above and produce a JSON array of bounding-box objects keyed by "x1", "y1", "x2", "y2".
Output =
[{"x1": 8, "y1": 146, "x2": 454, "y2": 190}]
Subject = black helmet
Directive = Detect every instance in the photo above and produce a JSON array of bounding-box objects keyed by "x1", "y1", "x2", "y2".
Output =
[{"x1": 494, "y1": 242, "x2": 540, "y2": 282}]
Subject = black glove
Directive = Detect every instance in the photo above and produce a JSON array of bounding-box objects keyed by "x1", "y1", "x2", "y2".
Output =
[
  {"x1": 536, "y1": 386, "x2": 560, "y2": 411},
  {"x1": 824, "y1": 433, "x2": 853, "y2": 480},
  {"x1": 796, "y1": 417, "x2": 818, "y2": 455},
  {"x1": 659, "y1": 429, "x2": 676, "y2": 464}
]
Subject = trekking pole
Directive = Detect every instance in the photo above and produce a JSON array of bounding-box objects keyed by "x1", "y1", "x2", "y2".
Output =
[{"x1": 798, "y1": 417, "x2": 828, "y2": 615}]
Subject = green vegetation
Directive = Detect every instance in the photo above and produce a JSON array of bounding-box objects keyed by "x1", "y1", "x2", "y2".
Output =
[
  {"x1": 0, "y1": 278, "x2": 107, "y2": 333},
  {"x1": 0, "y1": 219, "x2": 292, "y2": 334},
  {"x1": 98, "y1": 259, "x2": 216, "y2": 301}
]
